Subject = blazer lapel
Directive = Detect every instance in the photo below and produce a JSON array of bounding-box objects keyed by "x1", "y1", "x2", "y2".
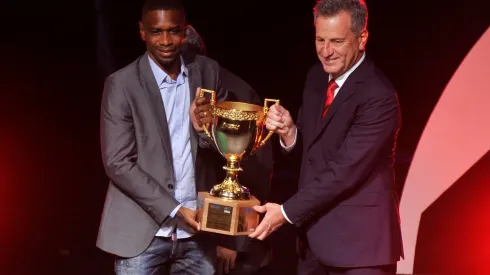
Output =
[
  {"x1": 138, "y1": 53, "x2": 174, "y2": 171},
  {"x1": 307, "y1": 57, "x2": 370, "y2": 151},
  {"x1": 313, "y1": 76, "x2": 330, "y2": 129},
  {"x1": 184, "y1": 55, "x2": 202, "y2": 163},
  {"x1": 319, "y1": 80, "x2": 356, "y2": 129}
]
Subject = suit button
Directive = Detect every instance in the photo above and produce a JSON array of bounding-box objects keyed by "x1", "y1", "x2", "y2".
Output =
[
  {"x1": 168, "y1": 184, "x2": 174, "y2": 189},
  {"x1": 307, "y1": 158, "x2": 313, "y2": 164}
]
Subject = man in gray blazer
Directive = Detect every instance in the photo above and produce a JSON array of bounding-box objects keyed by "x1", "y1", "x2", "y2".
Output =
[{"x1": 97, "y1": 0, "x2": 232, "y2": 273}]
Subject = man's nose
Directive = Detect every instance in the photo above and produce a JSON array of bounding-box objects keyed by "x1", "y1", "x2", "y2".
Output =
[
  {"x1": 320, "y1": 42, "x2": 334, "y2": 57},
  {"x1": 159, "y1": 32, "x2": 172, "y2": 46}
]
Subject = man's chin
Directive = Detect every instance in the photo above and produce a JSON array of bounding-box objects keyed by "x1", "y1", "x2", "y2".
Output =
[
  {"x1": 322, "y1": 64, "x2": 340, "y2": 75},
  {"x1": 158, "y1": 56, "x2": 177, "y2": 64},
  {"x1": 154, "y1": 55, "x2": 179, "y2": 67}
]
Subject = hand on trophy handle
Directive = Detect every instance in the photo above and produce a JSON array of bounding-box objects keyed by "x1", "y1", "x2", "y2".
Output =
[
  {"x1": 265, "y1": 103, "x2": 297, "y2": 147},
  {"x1": 190, "y1": 87, "x2": 214, "y2": 133}
]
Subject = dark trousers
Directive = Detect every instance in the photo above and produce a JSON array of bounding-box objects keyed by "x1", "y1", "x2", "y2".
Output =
[
  {"x1": 297, "y1": 238, "x2": 396, "y2": 275},
  {"x1": 220, "y1": 238, "x2": 271, "y2": 275}
]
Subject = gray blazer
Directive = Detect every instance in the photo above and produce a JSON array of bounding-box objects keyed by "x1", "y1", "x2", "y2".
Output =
[{"x1": 96, "y1": 52, "x2": 229, "y2": 257}]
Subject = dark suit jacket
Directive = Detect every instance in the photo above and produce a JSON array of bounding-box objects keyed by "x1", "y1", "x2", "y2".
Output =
[
  {"x1": 281, "y1": 55, "x2": 404, "y2": 267},
  {"x1": 97, "y1": 51, "x2": 231, "y2": 257}
]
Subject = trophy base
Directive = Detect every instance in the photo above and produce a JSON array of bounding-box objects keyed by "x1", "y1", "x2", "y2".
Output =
[{"x1": 197, "y1": 192, "x2": 260, "y2": 236}]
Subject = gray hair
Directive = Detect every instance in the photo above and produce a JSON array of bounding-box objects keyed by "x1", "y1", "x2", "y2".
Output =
[{"x1": 313, "y1": 0, "x2": 368, "y2": 36}]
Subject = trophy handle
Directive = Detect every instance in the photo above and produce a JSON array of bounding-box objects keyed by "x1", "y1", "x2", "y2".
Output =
[
  {"x1": 252, "y1": 98, "x2": 280, "y2": 154},
  {"x1": 198, "y1": 88, "x2": 216, "y2": 140}
]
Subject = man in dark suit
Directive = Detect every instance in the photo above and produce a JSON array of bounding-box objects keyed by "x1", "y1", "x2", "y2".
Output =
[
  {"x1": 183, "y1": 25, "x2": 273, "y2": 275},
  {"x1": 97, "y1": 0, "x2": 233, "y2": 274},
  {"x1": 249, "y1": 0, "x2": 404, "y2": 274}
]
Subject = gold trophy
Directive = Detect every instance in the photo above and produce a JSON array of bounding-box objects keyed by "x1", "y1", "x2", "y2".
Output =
[{"x1": 196, "y1": 89, "x2": 279, "y2": 235}]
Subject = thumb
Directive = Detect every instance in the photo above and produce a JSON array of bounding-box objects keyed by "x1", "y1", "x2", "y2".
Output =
[
  {"x1": 195, "y1": 87, "x2": 201, "y2": 100},
  {"x1": 253, "y1": 205, "x2": 267, "y2": 213},
  {"x1": 274, "y1": 103, "x2": 286, "y2": 113},
  {"x1": 189, "y1": 218, "x2": 200, "y2": 231}
]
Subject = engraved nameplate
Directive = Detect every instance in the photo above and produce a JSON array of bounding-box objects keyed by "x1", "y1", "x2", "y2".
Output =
[{"x1": 206, "y1": 203, "x2": 234, "y2": 231}]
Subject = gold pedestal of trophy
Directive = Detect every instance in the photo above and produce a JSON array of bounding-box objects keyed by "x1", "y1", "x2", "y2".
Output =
[{"x1": 196, "y1": 89, "x2": 279, "y2": 235}]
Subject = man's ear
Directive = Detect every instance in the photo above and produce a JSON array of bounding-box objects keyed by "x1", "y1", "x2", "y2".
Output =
[
  {"x1": 139, "y1": 21, "x2": 146, "y2": 41},
  {"x1": 358, "y1": 28, "x2": 368, "y2": 51}
]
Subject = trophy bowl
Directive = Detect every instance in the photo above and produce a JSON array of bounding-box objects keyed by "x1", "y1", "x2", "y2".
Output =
[{"x1": 196, "y1": 88, "x2": 279, "y2": 235}]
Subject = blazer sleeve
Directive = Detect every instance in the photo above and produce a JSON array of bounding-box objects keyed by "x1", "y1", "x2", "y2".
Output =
[
  {"x1": 100, "y1": 75, "x2": 179, "y2": 225},
  {"x1": 282, "y1": 93, "x2": 400, "y2": 226}
]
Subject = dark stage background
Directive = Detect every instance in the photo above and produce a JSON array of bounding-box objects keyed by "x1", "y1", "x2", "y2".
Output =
[{"x1": 0, "y1": 0, "x2": 488, "y2": 274}]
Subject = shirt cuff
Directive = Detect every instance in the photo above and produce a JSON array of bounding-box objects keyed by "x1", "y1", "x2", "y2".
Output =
[
  {"x1": 281, "y1": 205, "x2": 293, "y2": 224},
  {"x1": 170, "y1": 203, "x2": 183, "y2": 218},
  {"x1": 279, "y1": 128, "x2": 297, "y2": 152}
]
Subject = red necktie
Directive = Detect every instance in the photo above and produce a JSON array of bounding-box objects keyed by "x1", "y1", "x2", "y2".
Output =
[{"x1": 322, "y1": 79, "x2": 338, "y2": 118}]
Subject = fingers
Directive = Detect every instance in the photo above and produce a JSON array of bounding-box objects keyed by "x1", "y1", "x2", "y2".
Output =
[
  {"x1": 218, "y1": 258, "x2": 224, "y2": 275},
  {"x1": 253, "y1": 205, "x2": 266, "y2": 213},
  {"x1": 194, "y1": 98, "x2": 211, "y2": 120},
  {"x1": 195, "y1": 87, "x2": 201, "y2": 99},
  {"x1": 195, "y1": 96, "x2": 210, "y2": 107},
  {"x1": 274, "y1": 103, "x2": 289, "y2": 114},
  {"x1": 267, "y1": 110, "x2": 284, "y2": 124},
  {"x1": 249, "y1": 204, "x2": 270, "y2": 238},
  {"x1": 257, "y1": 227, "x2": 270, "y2": 241},
  {"x1": 193, "y1": 97, "x2": 213, "y2": 125},
  {"x1": 188, "y1": 217, "x2": 200, "y2": 232},
  {"x1": 196, "y1": 104, "x2": 212, "y2": 118},
  {"x1": 224, "y1": 258, "x2": 230, "y2": 274},
  {"x1": 181, "y1": 208, "x2": 200, "y2": 232},
  {"x1": 249, "y1": 218, "x2": 267, "y2": 239},
  {"x1": 266, "y1": 104, "x2": 294, "y2": 133},
  {"x1": 271, "y1": 103, "x2": 293, "y2": 124},
  {"x1": 230, "y1": 256, "x2": 236, "y2": 271},
  {"x1": 270, "y1": 103, "x2": 290, "y2": 116},
  {"x1": 267, "y1": 105, "x2": 283, "y2": 124},
  {"x1": 266, "y1": 108, "x2": 285, "y2": 131},
  {"x1": 185, "y1": 220, "x2": 198, "y2": 234},
  {"x1": 268, "y1": 103, "x2": 282, "y2": 116},
  {"x1": 265, "y1": 117, "x2": 285, "y2": 131}
]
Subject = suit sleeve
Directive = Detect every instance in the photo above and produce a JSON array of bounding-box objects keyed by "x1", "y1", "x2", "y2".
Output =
[
  {"x1": 282, "y1": 94, "x2": 400, "y2": 226},
  {"x1": 100, "y1": 76, "x2": 180, "y2": 225}
]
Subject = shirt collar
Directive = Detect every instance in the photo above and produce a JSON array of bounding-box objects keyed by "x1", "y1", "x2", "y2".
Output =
[
  {"x1": 329, "y1": 52, "x2": 366, "y2": 88},
  {"x1": 148, "y1": 54, "x2": 188, "y2": 88}
]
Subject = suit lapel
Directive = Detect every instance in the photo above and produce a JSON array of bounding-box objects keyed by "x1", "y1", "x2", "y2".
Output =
[
  {"x1": 138, "y1": 53, "x2": 174, "y2": 171},
  {"x1": 307, "y1": 83, "x2": 356, "y2": 151},
  {"x1": 184, "y1": 55, "x2": 201, "y2": 163},
  {"x1": 312, "y1": 75, "x2": 330, "y2": 129},
  {"x1": 319, "y1": 80, "x2": 356, "y2": 129},
  {"x1": 306, "y1": 57, "x2": 370, "y2": 151}
]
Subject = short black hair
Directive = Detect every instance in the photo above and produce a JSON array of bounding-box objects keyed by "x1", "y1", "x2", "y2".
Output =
[{"x1": 141, "y1": 0, "x2": 185, "y2": 18}]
